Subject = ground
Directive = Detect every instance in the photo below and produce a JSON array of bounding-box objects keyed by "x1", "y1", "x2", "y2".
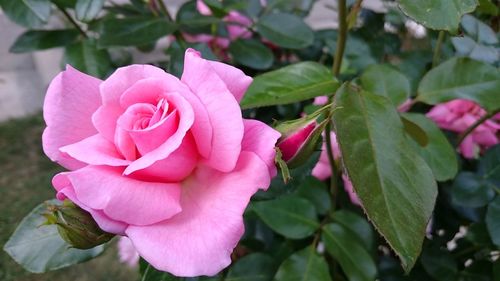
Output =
[{"x1": 0, "y1": 114, "x2": 138, "y2": 281}]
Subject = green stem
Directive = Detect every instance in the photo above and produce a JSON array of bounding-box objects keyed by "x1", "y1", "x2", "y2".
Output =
[
  {"x1": 332, "y1": 0, "x2": 348, "y2": 76},
  {"x1": 156, "y1": 0, "x2": 173, "y2": 21},
  {"x1": 325, "y1": 0, "x2": 348, "y2": 211},
  {"x1": 456, "y1": 108, "x2": 500, "y2": 146},
  {"x1": 55, "y1": 4, "x2": 88, "y2": 38},
  {"x1": 432, "y1": 31, "x2": 445, "y2": 67}
]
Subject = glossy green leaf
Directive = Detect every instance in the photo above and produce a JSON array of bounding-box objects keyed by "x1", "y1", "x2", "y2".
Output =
[
  {"x1": 97, "y1": 17, "x2": 177, "y2": 47},
  {"x1": 322, "y1": 223, "x2": 377, "y2": 281},
  {"x1": 402, "y1": 113, "x2": 458, "y2": 181},
  {"x1": 274, "y1": 246, "x2": 331, "y2": 281},
  {"x1": 0, "y1": 0, "x2": 51, "y2": 28},
  {"x1": 360, "y1": 64, "x2": 411, "y2": 106},
  {"x1": 75, "y1": 0, "x2": 104, "y2": 22},
  {"x1": 64, "y1": 40, "x2": 112, "y2": 78},
  {"x1": 229, "y1": 39, "x2": 274, "y2": 70},
  {"x1": 295, "y1": 176, "x2": 331, "y2": 216},
  {"x1": 241, "y1": 62, "x2": 338, "y2": 109},
  {"x1": 398, "y1": 0, "x2": 477, "y2": 31},
  {"x1": 9, "y1": 29, "x2": 80, "y2": 53},
  {"x1": 417, "y1": 58, "x2": 500, "y2": 112},
  {"x1": 256, "y1": 12, "x2": 314, "y2": 49},
  {"x1": 226, "y1": 253, "x2": 275, "y2": 281},
  {"x1": 332, "y1": 84, "x2": 437, "y2": 272},
  {"x1": 3, "y1": 200, "x2": 104, "y2": 273},
  {"x1": 421, "y1": 246, "x2": 458, "y2": 281},
  {"x1": 451, "y1": 172, "x2": 496, "y2": 208},
  {"x1": 333, "y1": 210, "x2": 375, "y2": 251},
  {"x1": 486, "y1": 197, "x2": 500, "y2": 247},
  {"x1": 252, "y1": 195, "x2": 320, "y2": 239}
]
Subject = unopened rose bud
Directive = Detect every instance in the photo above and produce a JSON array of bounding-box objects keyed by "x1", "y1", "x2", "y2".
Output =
[
  {"x1": 46, "y1": 200, "x2": 114, "y2": 249},
  {"x1": 276, "y1": 105, "x2": 332, "y2": 168}
]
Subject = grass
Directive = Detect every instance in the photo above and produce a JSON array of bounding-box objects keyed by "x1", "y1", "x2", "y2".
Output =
[{"x1": 0, "y1": 114, "x2": 138, "y2": 281}]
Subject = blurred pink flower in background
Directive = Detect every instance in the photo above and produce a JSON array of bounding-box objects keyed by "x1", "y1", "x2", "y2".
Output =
[
  {"x1": 312, "y1": 131, "x2": 360, "y2": 206},
  {"x1": 118, "y1": 237, "x2": 139, "y2": 268},
  {"x1": 427, "y1": 99, "x2": 500, "y2": 159},
  {"x1": 188, "y1": 1, "x2": 253, "y2": 59}
]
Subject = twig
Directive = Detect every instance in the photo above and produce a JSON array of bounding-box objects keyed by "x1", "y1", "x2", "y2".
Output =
[{"x1": 55, "y1": 4, "x2": 88, "y2": 38}]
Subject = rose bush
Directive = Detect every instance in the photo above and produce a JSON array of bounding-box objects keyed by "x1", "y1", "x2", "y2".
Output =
[{"x1": 42, "y1": 49, "x2": 280, "y2": 276}]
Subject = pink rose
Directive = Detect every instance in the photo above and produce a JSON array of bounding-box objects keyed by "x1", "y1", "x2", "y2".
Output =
[
  {"x1": 118, "y1": 237, "x2": 139, "y2": 268},
  {"x1": 42, "y1": 49, "x2": 280, "y2": 276},
  {"x1": 187, "y1": 1, "x2": 253, "y2": 59},
  {"x1": 427, "y1": 99, "x2": 500, "y2": 159},
  {"x1": 312, "y1": 132, "x2": 360, "y2": 206}
]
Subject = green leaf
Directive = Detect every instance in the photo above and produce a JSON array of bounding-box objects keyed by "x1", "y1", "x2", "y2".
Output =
[
  {"x1": 10, "y1": 29, "x2": 80, "y2": 53},
  {"x1": 478, "y1": 145, "x2": 500, "y2": 183},
  {"x1": 402, "y1": 113, "x2": 458, "y2": 181},
  {"x1": 420, "y1": 246, "x2": 458, "y2": 281},
  {"x1": 477, "y1": 0, "x2": 499, "y2": 16},
  {"x1": 274, "y1": 246, "x2": 331, "y2": 281},
  {"x1": 333, "y1": 210, "x2": 375, "y2": 251},
  {"x1": 322, "y1": 223, "x2": 377, "y2": 281},
  {"x1": 486, "y1": 197, "x2": 500, "y2": 247},
  {"x1": 461, "y1": 15, "x2": 498, "y2": 45},
  {"x1": 3, "y1": 200, "x2": 104, "y2": 273},
  {"x1": 229, "y1": 39, "x2": 274, "y2": 70},
  {"x1": 97, "y1": 16, "x2": 177, "y2": 47},
  {"x1": 0, "y1": 0, "x2": 51, "y2": 28},
  {"x1": 256, "y1": 12, "x2": 314, "y2": 49},
  {"x1": 397, "y1": 0, "x2": 477, "y2": 32},
  {"x1": 451, "y1": 172, "x2": 496, "y2": 208},
  {"x1": 360, "y1": 64, "x2": 411, "y2": 106},
  {"x1": 64, "y1": 40, "x2": 112, "y2": 78},
  {"x1": 451, "y1": 36, "x2": 499, "y2": 65},
  {"x1": 140, "y1": 260, "x2": 221, "y2": 281},
  {"x1": 241, "y1": 62, "x2": 338, "y2": 109},
  {"x1": 417, "y1": 58, "x2": 500, "y2": 113},
  {"x1": 332, "y1": 84, "x2": 437, "y2": 272},
  {"x1": 226, "y1": 253, "x2": 275, "y2": 281},
  {"x1": 75, "y1": 0, "x2": 104, "y2": 22},
  {"x1": 252, "y1": 195, "x2": 320, "y2": 239},
  {"x1": 295, "y1": 177, "x2": 331, "y2": 216},
  {"x1": 401, "y1": 115, "x2": 429, "y2": 147}
]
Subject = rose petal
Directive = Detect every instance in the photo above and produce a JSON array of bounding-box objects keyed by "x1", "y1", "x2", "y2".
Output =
[
  {"x1": 196, "y1": 0, "x2": 212, "y2": 16},
  {"x1": 208, "y1": 60, "x2": 253, "y2": 103},
  {"x1": 92, "y1": 104, "x2": 123, "y2": 142},
  {"x1": 241, "y1": 119, "x2": 280, "y2": 179},
  {"x1": 53, "y1": 175, "x2": 128, "y2": 235},
  {"x1": 100, "y1": 65, "x2": 167, "y2": 106},
  {"x1": 225, "y1": 11, "x2": 252, "y2": 40},
  {"x1": 126, "y1": 151, "x2": 271, "y2": 277},
  {"x1": 130, "y1": 133, "x2": 198, "y2": 182},
  {"x1": 181, "y1": 49, "x2": 244, "y2": 172},
  {"x1": 124, "y1": 92, "x2": 195, "y2": 175},
  {"x1": 60, "y1": 134, "x2": 130, "y2": 166},
  {"x1": 64, "y1": 166, "x2": 182, "y2": 225},
  {"x1": 42, "y1": 65, "x2": 102, "y2": 170}
]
